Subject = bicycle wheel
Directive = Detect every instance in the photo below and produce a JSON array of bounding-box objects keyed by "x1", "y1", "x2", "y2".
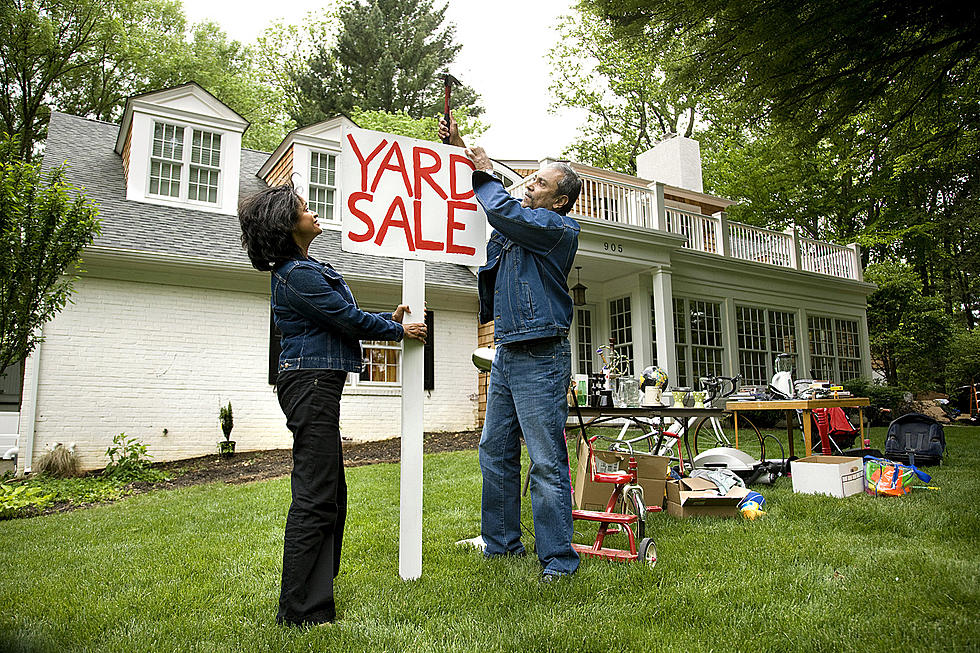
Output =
[
  {"x1": 692, "y1": 413, "x2": 766, "y2": 461},
  {"x1": 622, "y1": 485, "x2": 646, "y2": 541}
]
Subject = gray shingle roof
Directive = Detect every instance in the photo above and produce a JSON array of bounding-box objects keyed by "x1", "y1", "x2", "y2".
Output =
[{"x1": 42, "y1": 111, "x2": 477, "y2": 288}]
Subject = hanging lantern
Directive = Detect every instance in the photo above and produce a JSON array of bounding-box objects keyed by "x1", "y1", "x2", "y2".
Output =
[{"x1": 571, "y1": 266, "x2": 588, "y2": 306}]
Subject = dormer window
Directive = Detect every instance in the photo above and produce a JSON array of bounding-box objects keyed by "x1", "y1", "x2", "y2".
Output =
[
  {"x1": 309, "y1": 150, "x2": 337, "y2": 221},
  {"x1": 148, "y1": 121, "x2": 222, "y2": 204}
]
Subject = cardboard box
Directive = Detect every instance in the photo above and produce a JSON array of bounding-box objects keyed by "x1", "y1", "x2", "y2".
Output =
[
  {"x1": 665, "y1": 476, "x2": 751, "y2": 518},
  {"x1": 573, "y1": 439, "x2": 668, "y2": 512},
  {"x1": 791, "y1": 455, "x2": 866, "y2": 498}
]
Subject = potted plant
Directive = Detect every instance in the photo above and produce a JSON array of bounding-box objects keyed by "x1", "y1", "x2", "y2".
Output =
[{"x1": 218, "y1": 401, "x2": 235, "y2": 456}]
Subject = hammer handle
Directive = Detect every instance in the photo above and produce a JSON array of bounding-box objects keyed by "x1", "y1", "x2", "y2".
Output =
[{"x1": 442, "y1": 83, "x2": 451, "y2": 144}]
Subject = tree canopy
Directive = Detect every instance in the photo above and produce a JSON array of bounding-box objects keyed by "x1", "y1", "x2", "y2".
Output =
[
  {"x1": 291, "y1": 0, "x2": 482, "y2": 128},
  {"x1": 584, "y1": 0, "x2": 980, "y2": 149}
]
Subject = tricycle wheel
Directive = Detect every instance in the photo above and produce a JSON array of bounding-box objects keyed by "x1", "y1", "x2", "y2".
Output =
[
  {"x1": 623, "y1": 487, "x2": 646, "y2": 540},
  {"x1": 637, "y1": 537, "x2": 657, "y2": 568}
]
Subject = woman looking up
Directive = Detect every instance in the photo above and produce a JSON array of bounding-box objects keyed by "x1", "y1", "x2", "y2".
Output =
[{"x1": 238, "y1": 184, "x2": 426, "y2": 627}]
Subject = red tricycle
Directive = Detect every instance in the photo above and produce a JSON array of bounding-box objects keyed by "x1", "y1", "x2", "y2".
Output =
[{"x1": 571, "y1": 433, "x2": 660, "y2": 567}]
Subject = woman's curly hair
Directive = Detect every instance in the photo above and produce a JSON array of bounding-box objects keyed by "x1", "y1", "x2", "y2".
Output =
[{"x1": 238, "y1": 184, "x2": 303, "y2": 271}]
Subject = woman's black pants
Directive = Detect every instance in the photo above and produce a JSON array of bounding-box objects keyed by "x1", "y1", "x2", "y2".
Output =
[{"x1": 275, "y1": 369, "x2": 348, "y2": 626}]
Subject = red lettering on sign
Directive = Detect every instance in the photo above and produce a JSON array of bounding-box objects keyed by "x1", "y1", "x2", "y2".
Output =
[
  {"x1": 347, "y1": 135, "x2": 388, "y2": 193},
  {"x1": 413, "y1": 199, "x2": 443, "y2": 251},
  {"x1": 347, "y1": 192, "x2": 375, "y2": 242},
  {"x1": 375, "y1": 196, "x2": 416, "y2": 252},
  {"x1": 446, "y1": 201, "x2": 477, "y2": 256},
  {"x1": 449, "y1": 154, "x2": 476, "y2": 200},
  {"x1": 370, "y1": 141, "x2": 413, "y2": 196},
  {"x1": 412, "y1": 146, "x2": 447, "y2": 200}
]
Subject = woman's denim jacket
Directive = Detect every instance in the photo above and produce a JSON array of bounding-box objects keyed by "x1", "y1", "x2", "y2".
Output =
[
  {"x1": 473, "y1": 172, "x2": 580, "y2": 345},
  {"x1": 271, "y1": 256, "x2": 404, "y2": 373}
]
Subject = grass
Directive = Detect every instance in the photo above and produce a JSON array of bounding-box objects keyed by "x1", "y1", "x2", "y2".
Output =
[{"x1": 0, "y1": 427, "x2": 978, "y2": 652}]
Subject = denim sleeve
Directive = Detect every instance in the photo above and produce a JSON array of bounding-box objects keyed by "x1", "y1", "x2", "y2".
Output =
[
  {"x1": 284, "y1": 266, "x2": 404, "y2": 341},
  {"x1": 473, "y1": 173, "x2": 566, "y2": 256}
]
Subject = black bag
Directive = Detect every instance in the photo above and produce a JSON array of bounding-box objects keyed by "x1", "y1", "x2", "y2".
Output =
[{"x1": 884, "y1": 413, "x2": 945, "y2": 466}]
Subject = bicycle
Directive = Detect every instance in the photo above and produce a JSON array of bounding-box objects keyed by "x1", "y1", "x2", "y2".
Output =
[{"x1": 690, "y1": 375, "x2": 768, "y2": 462}]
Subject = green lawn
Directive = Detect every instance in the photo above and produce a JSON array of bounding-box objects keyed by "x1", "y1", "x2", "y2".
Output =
[{"x1": 1, "y1": 427, "x2": 978, "y2": 652}]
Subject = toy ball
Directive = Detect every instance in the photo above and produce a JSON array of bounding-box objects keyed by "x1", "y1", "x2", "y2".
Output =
[
  {"x1": 739, "y1": 490, "x2": 766, "y2": 510},
  {"x1": 640, "y1": 366, "x2": 669, "y2": 390}
]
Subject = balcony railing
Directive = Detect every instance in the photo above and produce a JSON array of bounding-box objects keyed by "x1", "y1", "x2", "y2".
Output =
[{"x1": 508, "y1": 172, "x2": 862, "y2": 281}]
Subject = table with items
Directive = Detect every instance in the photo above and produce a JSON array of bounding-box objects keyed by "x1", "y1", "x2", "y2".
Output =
[{"x1": 724, "y1": 397, "x2": 871, "y2": 458}]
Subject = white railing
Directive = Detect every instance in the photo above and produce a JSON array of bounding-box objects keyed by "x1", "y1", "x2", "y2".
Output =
[
  {"x1": 507, "y1": 173, "x2": 860, "y2": 280},
  {"x1": 799, "y1": 237, "x2": 856, "y2": 278},
  {"x1": 728, "y1": 222, "x2": 794, "y2": 268},
  {"x1": 665, "y1": 207, "x2": 719, "y2": 254}
]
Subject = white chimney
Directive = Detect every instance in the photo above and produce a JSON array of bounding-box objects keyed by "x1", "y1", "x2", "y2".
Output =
[{"x1": 636, "y1": 135, "x2": 703, "y2": 193}]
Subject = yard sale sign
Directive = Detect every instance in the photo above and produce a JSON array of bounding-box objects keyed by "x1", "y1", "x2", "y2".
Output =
[{"x1": 340, "y1": 127, "x2": 487, "y2": 267}]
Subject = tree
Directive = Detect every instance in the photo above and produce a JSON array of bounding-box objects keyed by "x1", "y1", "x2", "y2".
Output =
[
  {"x1": 0, "y1": 134, "x2": 101, "y2": 371},
  {"x1": 864, "y1": 262, "x2": 953, "y2": 390},
  {"x1": 548, "y1": 7, "x2": 699, "y2": 174},
  {"x1": 584, "y1": 0, "x2": 980, "y2": 149},
  {"x1": 291, "y1": 0, "x2": 482, "y2": 127},
  {"x1": 349, "y1": 105, "x2": 484, "y2": 142}
]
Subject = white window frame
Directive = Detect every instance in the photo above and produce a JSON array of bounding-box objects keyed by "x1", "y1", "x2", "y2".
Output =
[
  {"x1": 608, "y1": 296, "x2": 634, "y2": 376},
  {"x1": 573, "y1": 305, "x2": 596, "y2": 376},
  {"x1": 674, "y1": 297, "x2": 724, "y2": 388},
  {"x1": 807, "y1": 315, "x2": 861, "y2": 383},
  {"x1": 308, "y1": 149, "x2": 339, "y2": 223},
  {"x1": 735, "y1": 305, "x2": 798, "y2": 386},
  {"x1": 345, "y1": 306, "x2": 402, "y2": 389},
  {"x1": 147, "y1": 120, "x2": 223, "y2": 206}
]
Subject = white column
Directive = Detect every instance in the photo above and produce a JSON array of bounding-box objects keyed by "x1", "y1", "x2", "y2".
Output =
[
  {"x1": 715, "y1": 211, "x2": 730, "y2": 257},
  {"x1": 632, "y1": 274, "x2": 654, "y2": 373},
  {"x1": 847, "y1": 242, "x2": 863, "y2": 282},
  {"x1": 652, "y1": 182, "x2": 666, "y2": 231},
  {"x1": 722, "y1": 297, "x2": 739, "y2": 377},
  {"x1": 786, "y1": 227, "x2": 802, "y2": 271},
  {"x1": 399, "y1": 260, "x2": 425, "y2": 580},
  {"x1": 652, "y1": 267, "x2": 676, "y2": 383}
]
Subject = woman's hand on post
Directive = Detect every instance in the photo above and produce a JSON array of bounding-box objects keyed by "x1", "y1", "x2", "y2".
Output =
[
  {"x1": 392, "y1": 304, "x2": 410, "y2": 323},
  {"x1": 403, "y1": 322, "x2": 427, "y2": 343}
]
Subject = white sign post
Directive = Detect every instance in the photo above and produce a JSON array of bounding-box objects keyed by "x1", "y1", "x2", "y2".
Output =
[{"x1": 340, "y1": 127, "x2": 486, "y2": 580}]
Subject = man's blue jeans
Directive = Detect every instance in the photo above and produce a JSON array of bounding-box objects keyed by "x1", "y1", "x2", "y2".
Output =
[{"x1": 479, "y1": 336, "x2": 579, "y2": 576}]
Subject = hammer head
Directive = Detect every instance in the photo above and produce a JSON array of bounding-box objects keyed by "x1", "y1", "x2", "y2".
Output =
[{"x1": 441, "y1": 72, "x2": 461, "y2": 88}]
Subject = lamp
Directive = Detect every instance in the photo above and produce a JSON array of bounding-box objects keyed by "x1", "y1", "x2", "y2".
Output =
[{"x1": 571, "y1": 266, "x2": 588, "y2": 306}]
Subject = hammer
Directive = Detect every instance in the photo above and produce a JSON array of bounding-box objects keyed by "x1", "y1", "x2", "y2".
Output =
[{"x1": 441, "y1": 72, "x2": 461, "y2": 144}]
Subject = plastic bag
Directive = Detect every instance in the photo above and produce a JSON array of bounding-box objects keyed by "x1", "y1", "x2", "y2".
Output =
[{"x1": 864, "y1": 456, "x2": 932, "y2": 497}]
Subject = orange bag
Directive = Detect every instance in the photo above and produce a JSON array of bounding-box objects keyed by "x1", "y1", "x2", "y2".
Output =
[{"x1": 865, "y1": 457, "x2": 932, "y2": 497}]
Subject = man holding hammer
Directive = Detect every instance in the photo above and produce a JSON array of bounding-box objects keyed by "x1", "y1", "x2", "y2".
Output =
[{"x1": 439, "y1": 114, "x2": 582, "y2": 582}]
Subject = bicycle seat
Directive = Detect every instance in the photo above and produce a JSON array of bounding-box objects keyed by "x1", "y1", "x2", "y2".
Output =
[{"x1": 592, "y1": 470, "x2": 633, "y2": 484}]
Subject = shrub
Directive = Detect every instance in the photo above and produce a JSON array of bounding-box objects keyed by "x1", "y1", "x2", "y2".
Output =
[
  {"x1": 35, "y1": 443, "x2": 80, "y2": 478},
  {"x1": 0, "y1": 483, "x2": 53, "y2": 519},
  {"x1": 219, "y1": 402, "x2": 234, "y2": 440},
  {"x1": 103, "y1": 433, "x2": 165, "y2": 483},
  {"x1": 843, "y1": 378, "x2": 912, "y2": 425}
]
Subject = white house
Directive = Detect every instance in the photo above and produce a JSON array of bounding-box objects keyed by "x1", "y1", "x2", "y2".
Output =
[{"x1": 5, "y1": 83, "x2": 874, "y2": 473}]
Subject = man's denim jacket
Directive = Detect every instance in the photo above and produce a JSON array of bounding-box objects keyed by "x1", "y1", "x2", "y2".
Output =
[
  {"x1": 474, "y1": 171, "x2": 580, "y2": 345},
  {"x1": 272, "y1": 256, "x2": 404, "y2": 373}
]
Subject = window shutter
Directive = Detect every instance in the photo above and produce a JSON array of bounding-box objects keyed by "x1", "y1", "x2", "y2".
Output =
[
  {"x1": 269, "y1": 313, "x2": 282, "y2": 385},
  {"x1": 424, "y1": 311, "x2": 435, "y2": 390}
]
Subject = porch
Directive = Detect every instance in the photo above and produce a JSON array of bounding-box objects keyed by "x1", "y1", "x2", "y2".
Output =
[{"x1": 508, "y1": 172, "x2": 862, "y2": 282}]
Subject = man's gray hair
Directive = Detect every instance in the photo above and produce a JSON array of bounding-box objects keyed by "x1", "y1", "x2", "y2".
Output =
[{"x1": 550, "y1": 162, "x2": 581, "y2": 216}]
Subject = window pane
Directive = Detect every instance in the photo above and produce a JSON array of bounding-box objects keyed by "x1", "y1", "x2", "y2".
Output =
[
  {"x1": 191, "y1": 130, "x2": 221, "y2": 167},
  {"x1": 608, "y1": 297, "x2": 633, "y2": 376},
  {"x1": 310, "y1": 152, "x2": 338, "y2": 220},
  {"x1": 188, "y1": 166, "x2": 219, "y2": 203},
  {"x1": 648, "y1": 298, "x2": 658, "y2": 367},
  {"x1": 576, "y1": 308, "x2": 594, "y2": 375},
  {"x1": 149, "y1": 160, "x2": 181, "y2": 197},
  {"x1": 153, "y1": 122, "x2": 183, "y2": 161}
]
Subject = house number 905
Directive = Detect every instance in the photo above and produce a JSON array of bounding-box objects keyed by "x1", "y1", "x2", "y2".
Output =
[{"x1": 603, "y1": 242, "x2": 624, "y2": 253}]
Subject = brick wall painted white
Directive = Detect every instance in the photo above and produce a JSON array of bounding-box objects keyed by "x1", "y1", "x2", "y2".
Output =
[{"x1": 30, "y1": 277, "x2": 479, "y2": 471}]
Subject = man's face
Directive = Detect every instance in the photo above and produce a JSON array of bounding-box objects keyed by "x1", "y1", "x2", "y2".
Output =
[{"x1": 521, "y1": 165, "x2": 568, "y2": 213}]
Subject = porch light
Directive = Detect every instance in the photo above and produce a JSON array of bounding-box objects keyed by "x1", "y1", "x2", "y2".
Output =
[{"x1": 571, "y1": 266, "x2": 588, "y2": 306}]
